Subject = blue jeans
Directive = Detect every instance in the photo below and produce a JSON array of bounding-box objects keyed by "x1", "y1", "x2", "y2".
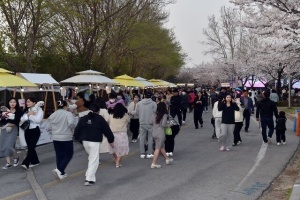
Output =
[{"x1": 260, "y1": 117, "x2": 274, "y2": 143}]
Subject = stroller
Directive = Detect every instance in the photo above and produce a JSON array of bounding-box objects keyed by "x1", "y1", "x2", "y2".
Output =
[{"x1": 211, "y1": 117, "x2": 217, "y2": 139}]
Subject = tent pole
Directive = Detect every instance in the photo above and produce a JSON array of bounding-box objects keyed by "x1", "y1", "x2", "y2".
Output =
[
  {"x1": 52, "y1": 85, "x2": 57, "y2": 111},
  {"x1": 44, "y1": 91, "x2": 48, "y2": 118}
]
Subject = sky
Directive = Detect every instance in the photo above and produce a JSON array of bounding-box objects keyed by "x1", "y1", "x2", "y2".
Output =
[{"x1": 165, "y1": 0, "x2": 233, "y2": 68}]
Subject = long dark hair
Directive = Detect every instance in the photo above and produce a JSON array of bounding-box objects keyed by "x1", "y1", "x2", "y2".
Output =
[
  {"x1": 113, "y1": 103, "x2": 127, "y2": 119},
  {"x1": 155, "y1": 102, "x2": 168, "y2": 124},
  {"x1": 7, "y1": 97, "x2": 20, "y2": 110},
  {"x1": 23, "y1": 97, "x2": 38, "y2": 114},
  {"x1": 57, "y1": 100, "x2": 67, "y2": 109},
  {"x1": 94, "y1": 97, "x2": 107, "y2": 109}
]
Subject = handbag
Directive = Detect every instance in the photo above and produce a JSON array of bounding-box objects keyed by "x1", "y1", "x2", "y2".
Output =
[
  {"x1": 234, "y1": 111, "x2": 241, "y2": 121},
  {"x1": 165, "y1": 127, "x2": 172, "y2": 136},
  {"x1": 20, "y1": 120, "x2": 30, "y2": 131}
]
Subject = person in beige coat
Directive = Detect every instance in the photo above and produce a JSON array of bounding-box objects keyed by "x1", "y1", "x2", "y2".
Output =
[
  {"x1": 108, "y1": 103, "x2": 130, "y2": 168},
  {"x1": 233, "y1": 98, "x2": 244, "y2": 146}
]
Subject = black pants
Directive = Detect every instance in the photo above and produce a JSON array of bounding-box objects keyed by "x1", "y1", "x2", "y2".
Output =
[
  {"x1": 181, "y1": 107, "x2": 187, "y2": 121},
  {"x1": 194, "y1": 109, "x2": 203, "y2": 128},
  {"x1": 130, "y1": 118, "x2": 140, "y2": 140},
  {"x1": 233, "y1": 122, "x2": 243, "y2": 144},
  {"x1": 188, "y1": 103, "x2": 194, "y2": 112},
  {"x1": 243, "y1": 110, "x2": 250, "y2": 131},
  {"x1": 165, "y1": 125, "x2": 180, "y2": 153},
  {"x1": 276, "y1": 130, "x2": 286, "y2": 143},
  {"x1": 53, "y1": 140, "x2": 73, "y2": 175},
  {"x1": 22, "y1": 127, "x2": 41, "y2": 167},
  {"x1": 170, "y1": 108, "x2": 182, "y2": 126}
]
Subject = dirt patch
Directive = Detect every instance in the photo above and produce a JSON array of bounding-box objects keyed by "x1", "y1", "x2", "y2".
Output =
[{"x1": 258, "y1": 144, "x2": 300, "y2": 200}]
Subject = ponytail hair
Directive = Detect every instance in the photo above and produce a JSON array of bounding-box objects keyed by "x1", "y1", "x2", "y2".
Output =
[{"x1": 57, "y1": 100, "x2": 67, "y2": 109}]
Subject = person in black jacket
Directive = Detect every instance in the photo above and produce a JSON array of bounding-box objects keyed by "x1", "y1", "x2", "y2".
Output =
[
  {"x1": 275, "y1": 111, "x2": 287, "y2": 145},
  {"x1": 74, "y1": 103, "x2": 114, "y2": 186},
  {"x1": 256, "y1": 90, "x2": 279, "y2": 144},
  {"x1": 180, "y1": 90, "x2": 189, "y2": 124},
  {"x1": 193, "y1": 91, "x2": 205, "y2": 129},
  {"x1": 170, "y1": 88, "x2": 182, "y2": 126}
]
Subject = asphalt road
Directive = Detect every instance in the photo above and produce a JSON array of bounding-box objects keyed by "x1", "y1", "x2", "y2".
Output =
[{"x1": 0, "y1": 109, "x2": 298, "y2": 200}]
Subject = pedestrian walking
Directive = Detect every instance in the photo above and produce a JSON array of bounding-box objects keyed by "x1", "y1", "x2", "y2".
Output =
[
  {"x1": 212, "y1": 95, "x2": 223, "y2": 138},
  {"x1": 275, "y1": 111, "x2": 287, "y2": 146},
  {"x1": 218, "y1": 95, "x2": 239, "y2": 151},
  {"x1": 240, "y1": 91, "x2": 254, "y2": 132},
  {"x1": 128, "y1": 94, "x2": 140, "y2": 143},
  {"x1": 150, "y1": 102, "x2": 173, "y2": 169},
  {"x1": 233, "y1": 99, "x2": 244, "y2": 146},
  {"x1": 181, "y1": 90, "x2": 189, "y2": 124},
  {"x1": 203, "y1": 90, "x2": 209, "y2": 112},
  {"x1": 188, "y1": 90, "x2": 196, "y2": 113},
  {"x1": 210, "y1": 89, "x2": 218, "y2": 109},
  {"x1": 193, "y1": 91, "x2": 204, "y2": 129},
  {"x1": 20, "y1": 97, "x2": 44, "y2": 170},
  {"x1": 94, "y1": 97, "x2": 110, "y2": 162},
  {"x1": 136, "y1": 92, "x2": 157, "y2": 159},
  {"x1": 256, "y1": 91, "x2": 279, "y2": 144},
  {"x1": 170, "y1": 88, "x2": 182, "y2": 126},
  {"x1": 108, "y1": 103, "x2": 130, "y2": 168},
  {"x1": 74, "y1": 103, "x2": 114, "y2": 186},
  {"x1": 106, "y1": 93, "x2": 126, "y2": 114},
  {"x1": 165, "y1": 115, "x2": 180, "y2": 157},
  {"x1": 0, "y1": 98, "x2": 22, "y2": 169},
  {"x1": 48, "y1": 100, "x2": 75, "y2": 180}
]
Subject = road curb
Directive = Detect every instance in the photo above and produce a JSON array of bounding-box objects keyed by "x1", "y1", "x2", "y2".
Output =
[{"x1": 290, "y1": 175, "x2": 300, "y2": 200}]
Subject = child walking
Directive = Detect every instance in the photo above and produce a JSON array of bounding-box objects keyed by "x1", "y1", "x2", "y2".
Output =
[{"x1": 275, "y1": 111, "x2": 287, "y2": 146}]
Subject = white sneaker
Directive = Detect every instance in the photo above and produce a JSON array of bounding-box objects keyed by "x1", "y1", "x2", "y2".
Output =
[
  {"x1": 140, "y1": 154, "x2": 145, "y2": 159},
  {"x1": 168, "y1": 152, "x2": 173, "y2": 157},
  {"x1": 166, "y1": 158, "x2": 173, "y2": 165},
  {"x1": 277, "y1": 142, "x2": 281, "y2": 146},
  {"x1": 146, "y1": 154, "x2": 154, "y2": 159},
  {"x1": 29, "y1": 163, "x2": 40, "y2": 168},
  {"x1": 52, "y1": 169, "x2": 67, "y2": 180},
  {"x1": 283, "y1": 142, "x2": 286, "y2": 145},
  {"x1": 13, "y1": 157, "x2": 19, "y2": 167},
  {"x1": 150, "y1": 163, "x2": 161, "y2": 169},
  {"x1": 166, "y1": 153, "x2": 170, "y2": 157},
  {"x1": 182, "y1": 121, "x2": 186, "y2": 124}
]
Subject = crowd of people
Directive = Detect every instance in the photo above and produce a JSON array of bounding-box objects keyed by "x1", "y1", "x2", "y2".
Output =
[{"x1": 0, "y1": 86, "x2": 288, "y2": 186}]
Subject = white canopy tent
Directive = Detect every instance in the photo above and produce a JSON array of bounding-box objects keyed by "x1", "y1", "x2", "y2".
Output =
[
  {"x1": 17, "y1": 73, "x2": 59, "y2": 111},
  {"x1": 135, "y1": 77, "x2": 155, "y2": 87},
  {"x1": 60, "y1": 69, "x2": 117, "y2": 96}
]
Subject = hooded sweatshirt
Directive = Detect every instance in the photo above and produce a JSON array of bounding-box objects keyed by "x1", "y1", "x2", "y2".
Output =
[
  {"x1": 48, "y1": 109, "x2": 75, "y2": 141},
  {"x1": 135, "y1": 98, "x2": 157, "y2": 125}
]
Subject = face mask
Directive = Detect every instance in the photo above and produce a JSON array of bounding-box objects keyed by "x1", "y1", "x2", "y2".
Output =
[
  {"x1": 109, "y1": 99, "x2": 115, "y2": 103},
  {"x1": 117, "y1": 96, "x2": 122, "y2": 100},
  {"x1": 134, "y1": 98, "x2": 139, "y2": 102}
]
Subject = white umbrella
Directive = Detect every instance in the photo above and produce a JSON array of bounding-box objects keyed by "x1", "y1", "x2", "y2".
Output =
[
  {"x1": 135, "y1": 76, "x2": 155, "y2": 87},
  {"x1": 60, "y1": 69, "x2": 117, "y2": 85}
]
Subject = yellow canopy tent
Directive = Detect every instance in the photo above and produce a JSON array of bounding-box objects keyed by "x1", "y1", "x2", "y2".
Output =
[
  {"x1": 0, "y1": 68, "x2": 37, "y2": 99},
  {"x1": 113, "y1": 74, "x2": 146, "y2": 87},
  {"x1": 148, "y1": 79, "x2": 170, "y2": 87}
]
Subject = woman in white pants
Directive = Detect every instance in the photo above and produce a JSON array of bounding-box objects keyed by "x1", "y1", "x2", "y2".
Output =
[
  {"x1": 218, "y1": 95, "x2": 239, "y2": 151},
  {"x1": 74, "y1": 103, "x2": 114, "y2": 186},
  {"x1": 212, "y1": 95, "x2": 223, "y2": 139}
]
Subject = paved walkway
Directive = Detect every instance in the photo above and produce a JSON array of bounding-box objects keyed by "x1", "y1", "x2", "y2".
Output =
[{"x1": 0, "y1": 109, "x2": 299, "y2": 200}]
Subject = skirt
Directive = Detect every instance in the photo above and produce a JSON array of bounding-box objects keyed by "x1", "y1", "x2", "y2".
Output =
[
  {"x1": 0, "y1": 126, "x2": 18, "y2": 158},
  {"x1": 109, "y1": 132, "x2": 129, "y2": 157}
]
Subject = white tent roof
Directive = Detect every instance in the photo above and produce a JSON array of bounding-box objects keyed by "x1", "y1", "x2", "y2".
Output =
[
  {"x1": 76, "y1": 69, "x2": 104, "y2": 75},
  {"x1": 135, "y1": 77, "x2": 155, "y2": 87},
  {"x1": 61, "y1": 70, "x2": 117, "y2": 85},
  {"x1": 18, "y1": 73, "x2": 59, "y2": 85}
]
